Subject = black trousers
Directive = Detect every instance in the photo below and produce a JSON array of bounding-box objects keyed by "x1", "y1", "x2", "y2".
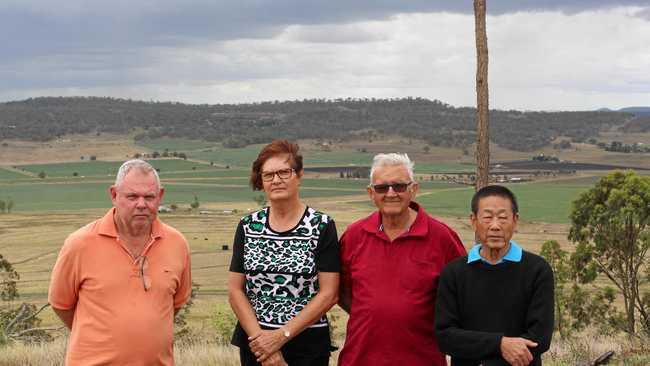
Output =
[
  {"x1": 233, "y1": 323, "x2": 331, "y2": 366},
  {"x1": 238, "y1": 345, "x2": 329, "y2": 366}
]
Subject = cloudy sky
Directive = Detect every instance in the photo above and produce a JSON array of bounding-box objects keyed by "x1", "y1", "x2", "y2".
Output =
[{"x1": 1, "y1": 0, "x2": 648, "y2": 110}]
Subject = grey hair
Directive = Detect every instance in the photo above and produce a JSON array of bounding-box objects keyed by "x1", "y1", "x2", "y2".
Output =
[
  {"x1": 114, "y1": 159, "x2": 161, "y2": 188},
  {"x1": 369, "y1": 153, "x2": 415, "y2": 182}
]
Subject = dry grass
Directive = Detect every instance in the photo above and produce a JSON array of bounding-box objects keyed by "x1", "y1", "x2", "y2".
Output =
[
  {"x1": 545, "y1": 329, "x2": 650, "y2": 366},
  {"x1": 174, "y1": 341, "x2": 240, "y2": 366},
  {"x1": 0, "y1": 338, "x2": 67, "y2": 366},
  {"x1": 0, "y1": 337, "x2": 241, "y2": 366},
  {"x1": 1, "y1": 331, "x2": 648, "y2": 366},
  {"x1": 0, "y1": 134, "x2": 143, "y2": 165},
  {"x1": 0, "y1": 197, "x2": 593, "y2": 328},
  {"x1": 1, "y1": 142, "x2": 649, "y2": 365}
]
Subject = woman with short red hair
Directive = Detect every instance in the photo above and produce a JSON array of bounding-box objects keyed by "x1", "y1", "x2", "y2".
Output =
[{"x1": 228, "y1": 140, "x2": 340, "y2": 366}]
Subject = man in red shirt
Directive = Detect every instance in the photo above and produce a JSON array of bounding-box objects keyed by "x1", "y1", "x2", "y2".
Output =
[{"x1": 338, "y1": 153, "x2": 466, "y2": 366}]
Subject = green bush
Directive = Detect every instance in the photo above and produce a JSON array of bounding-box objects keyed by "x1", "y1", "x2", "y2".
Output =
[{"x1": 212, "y1": 302, "x2": 237, "y2": 344}]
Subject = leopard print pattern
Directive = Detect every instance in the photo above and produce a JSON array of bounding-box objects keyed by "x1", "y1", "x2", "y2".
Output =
[{"x1": 242, "y1": 207, "x2": 330, "y2": 327}]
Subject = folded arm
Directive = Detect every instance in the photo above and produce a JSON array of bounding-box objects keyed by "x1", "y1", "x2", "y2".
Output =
[{"x1": 250, "y1": 272, "x2": 339, "y2": 362}]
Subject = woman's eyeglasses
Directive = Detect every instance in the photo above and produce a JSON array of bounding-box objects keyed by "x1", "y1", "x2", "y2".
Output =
[
  {"x1": 370, "y1": 182, "x2": 413, "y2": 194},
  {"x1": 261, "y1": 168, "x2": 294, "y2": 182}
]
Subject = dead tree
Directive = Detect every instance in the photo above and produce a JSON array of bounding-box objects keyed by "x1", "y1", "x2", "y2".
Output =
[{"x1": 474, "y1": 0, "x2": 490, "y2": 191}]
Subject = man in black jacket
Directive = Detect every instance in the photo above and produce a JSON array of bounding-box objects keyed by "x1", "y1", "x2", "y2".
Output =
[{"x1": 435, "y1": 185, "x2": 554, "y2": 366}]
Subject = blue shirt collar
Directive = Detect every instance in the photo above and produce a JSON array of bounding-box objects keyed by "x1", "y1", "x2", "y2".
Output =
[{"x1": 467, "y1": 240, "x2": 522, "y2": 265}]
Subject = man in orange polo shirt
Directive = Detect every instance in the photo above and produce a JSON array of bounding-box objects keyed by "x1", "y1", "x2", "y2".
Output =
[{"x1": 48, "y1": 159, "x2": 192, "y2": 366}]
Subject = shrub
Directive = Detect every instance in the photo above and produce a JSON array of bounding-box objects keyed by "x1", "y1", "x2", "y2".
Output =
[{"x1": 212, "y1": 302, "x2": 237, "y2": 344}]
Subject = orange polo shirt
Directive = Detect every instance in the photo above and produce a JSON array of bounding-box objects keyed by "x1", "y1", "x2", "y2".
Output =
[{"x1": 48, "y1": 208, "x2": 192, "y2": 366}]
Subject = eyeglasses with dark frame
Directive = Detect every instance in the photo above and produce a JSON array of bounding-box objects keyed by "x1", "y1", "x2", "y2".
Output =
[
  {"x1": 370, "y1": 181, "x2": 413, "y2": 194},
  {"x1": 136, "y1": 255, "x2": 151, "y2": 291},
  {"x1": 261, "y1": 168, "x2": 295, "y2": 182}
]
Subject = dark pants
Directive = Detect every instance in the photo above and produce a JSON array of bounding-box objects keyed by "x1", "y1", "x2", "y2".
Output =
[
  {"x1": 238, "y1": 343, "x2": 329, "y2": 366},
  {"x1": 232, "y1": 323, "x2": 331, "y2": 366}
]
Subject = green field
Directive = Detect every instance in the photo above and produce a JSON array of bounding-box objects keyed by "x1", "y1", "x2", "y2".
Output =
[
  {"x1": 189, "y1": 146, "x2": 475, "y2": 173},
  {"x1": 415, "y1": 162, "x2": 475, "y2": 173},
  {"x1": 159, "y1": 168, "x2": 250, "y2": 178},
  {"x1": 184, "y1": 144, "x2": 271, "y2": 167},
  {"x1": 136, "y1": 137, "x2": 216, "y2": 152},
  {"x1": 1, "y1": 171, "x2": 594, "y2": 223},
  {"x1": 0, "y1": 167, "x2": 31, "y2": 180},
  {"x1": 15, "y1": 161, "x2": 122, "y2": 177},
  {"x1": 0, "y1": 181, "x2": 364, "y2": 211},
  {"x1": 417, "y1": 178, "x2": 594, "y2": 223},
  {"x1": 14, "y1": 159, "x2": 217, "y2": 178},
  {"x1": 0, "y1": 146, "x2": 603, "y2": 222},
  {"x1": 134, "y1": 138, "x2": 478, "y2": 174},
  {"x1": 163, "y1": 177, "x2": 469, "y2": 189}
]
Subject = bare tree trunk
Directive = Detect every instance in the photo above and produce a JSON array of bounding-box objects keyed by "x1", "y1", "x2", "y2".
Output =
[{"x1": 474, "y1": 0, "x2": 490, "y2": 191}]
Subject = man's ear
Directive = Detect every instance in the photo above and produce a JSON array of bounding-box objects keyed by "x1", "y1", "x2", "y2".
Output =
[
  {"x1": 469, "y1": 213, "x2": 478, "y2": 232},
  {"x1": 109, "y1": 185, "x2": 117, "y2": 202},
  {"x1": 410, "y1": 182, "x2": 419, "y2": 197}
]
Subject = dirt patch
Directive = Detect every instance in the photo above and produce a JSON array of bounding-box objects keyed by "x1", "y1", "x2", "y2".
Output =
[
  {"x1": 496, "y1": 160, "x2": 650, "y2": 171},
  {"x1": 0, "y1": 134, "x2": 144, "y2": 165}
]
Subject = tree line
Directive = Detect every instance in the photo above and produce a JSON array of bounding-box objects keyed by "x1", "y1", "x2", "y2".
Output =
[{"x1": 0, "y1": 96, "x2": 640, "y2": 152}]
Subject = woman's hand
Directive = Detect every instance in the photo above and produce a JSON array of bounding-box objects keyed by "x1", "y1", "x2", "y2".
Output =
[
  {"x1": 261, "y1": 351, "x2": 288, "y2": 366},
  {"x1": 249, "y1": 329, "x2": 289, "y2": 362}
]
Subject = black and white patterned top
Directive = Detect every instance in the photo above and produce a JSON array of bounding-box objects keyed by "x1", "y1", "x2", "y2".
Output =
[{"x1": 229, "y1": 206, "x2": 340, "y2": 328}]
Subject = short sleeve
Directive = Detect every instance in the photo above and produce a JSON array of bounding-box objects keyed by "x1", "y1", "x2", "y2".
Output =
[
  {"x1": 339, "y1": 227, "x2": 356, "y2": 287},
  {"x1": 315, "y1": 220, "x2": 340, "y2": 273},
  {"x1": 229, "y1": 220, "x2": 246, "y2": 273},
  {"x1": 174, "y1": 240, "x2": 192, "y2": 309},
  {"x1": 444, "y1": 225, "x2": 467, "y2": 264},
  {"x1": 48, "y1": 237, "x2": 81, "y2": 310}
]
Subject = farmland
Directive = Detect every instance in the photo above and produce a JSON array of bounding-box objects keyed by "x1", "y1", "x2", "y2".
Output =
[
  {"x1": 0, "y1": 157, "x2": 602, "y2": 223},
  {"x1": 1, "y1": 136, "x2": 650, "y2": 365}
]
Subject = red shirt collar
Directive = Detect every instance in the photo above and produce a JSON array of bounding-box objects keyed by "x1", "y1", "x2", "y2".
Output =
[
  {"x1": 97, "y1": 207, "x2": 164, "y2": 239},
  {"x1": 362, "y1": 201, "x2": 429, "y2": 238}
]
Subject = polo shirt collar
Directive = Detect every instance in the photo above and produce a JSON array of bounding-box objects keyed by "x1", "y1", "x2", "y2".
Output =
[
  {"x1": 97, "y1": 207, "x2": 164, "y2": 239},
  {"x1": 362, "y1": 201, "x2": 428, "y2": 238},
  {"x1": 467, "y1": 240, "x2": 522, "y2": 264}
]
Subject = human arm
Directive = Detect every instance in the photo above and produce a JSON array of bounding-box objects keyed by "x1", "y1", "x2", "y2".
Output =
[
  {"x1": 48, "y1": 237, "x2": 80, "y2": 329},
  {"x1": 227, "y1": 221, "x2": 264, "y2": 343},
  {"x1": 174, "y1": 240, "x2": 193, "y2": 316},
  {"x1": 250, "y1": 219, "x2": 340, "y2": 362},
  {"x1": 52, "y1": 307, "x2": 75, "y2": 330},
  {"x1": 498, "y1": 337, "x2": 538, "y2": 366},
  {"x1": 229, "y1": 272, "x2": 288, "y2": 365},
  {"x1": 435, "y1": 262, "x2": 505, "y2": 361},
  {"x1": 519, "y1": 258, "x2": 555, "y2": 357},
  {"x1": 337, "y1": 228, "x2": 352, "y2": 313},
  {"x1": 338, "y1": 275, "x2": 351, "y2": 313},
  {"x1": 228, "y1": 271, "x2": 265, "y2": 341},
  {"x1": 261, "y1": 351, "x2": 288, "y2": 366},
  {"x1": 490, "y1": 258, "x2": 555, "y2": 366},
  {"x1": 250, "y1": 271, "x2": 340, "y2": 362}
]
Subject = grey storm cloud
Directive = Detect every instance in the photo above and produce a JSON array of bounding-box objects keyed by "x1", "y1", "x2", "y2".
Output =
[
  {"x1": 2, "y1": 0, "x2": 648, "y2": 58},
  {"x1": 0, "y1": 0, "x2": 648, "y2": 108}
]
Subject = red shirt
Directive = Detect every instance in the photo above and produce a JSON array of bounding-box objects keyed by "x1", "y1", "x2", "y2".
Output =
[{"x1": 338, "y1": 202, "x2": 466, "y2": 366}]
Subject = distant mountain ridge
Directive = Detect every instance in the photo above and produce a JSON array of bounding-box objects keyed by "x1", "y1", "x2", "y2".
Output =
[
  {"x1": 597, "y1": 106, "x2": 650, "y2": 116},
  {"x1": 618, "y1": 107, "x2": 650, "y2": 116},
  {"x1": 0, "y1": 96, "x2": 638, "y2": 152}
]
